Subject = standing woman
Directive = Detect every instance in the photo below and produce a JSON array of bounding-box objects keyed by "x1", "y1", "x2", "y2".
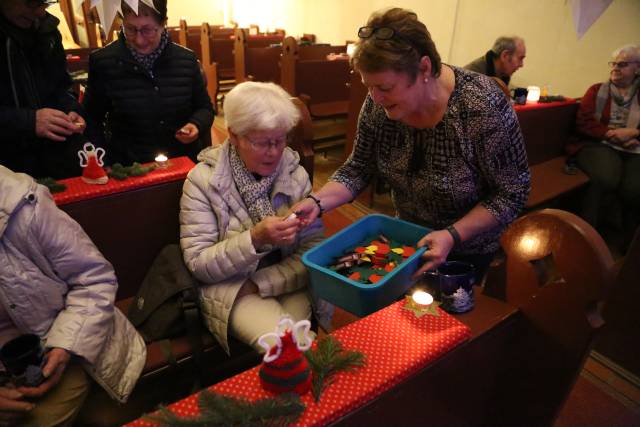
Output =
[
  {"x1": 83, "y1": 0, "x2": 214, "y2": 164},
  {"x1": 574, "y1": 45, "x2": 640, "y2": 241},
  {"x1": 293, "y1": 8, "x2": 530, "y2": 280}
]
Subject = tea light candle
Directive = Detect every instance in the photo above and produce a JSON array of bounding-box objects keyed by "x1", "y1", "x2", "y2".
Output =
[
  {"x1": 412, "y1": 291, "x2": 433, "y2": 308},
  {"x1": 155, "y1": 154, "x2": 168, "y2": 168},
  {"x1": 527, "y1": 86, "x2": 541, "y2": 103}
]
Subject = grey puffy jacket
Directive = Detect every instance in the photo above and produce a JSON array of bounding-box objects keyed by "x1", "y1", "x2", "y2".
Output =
[
  {"x1": 179, "y1": 142, "x2": 324, "y2": 353},
  {"x1": 0, "y1": 165, "x2": 146, "y2": 402}
]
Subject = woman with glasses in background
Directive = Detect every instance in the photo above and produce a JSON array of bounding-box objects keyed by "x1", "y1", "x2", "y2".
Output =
[
  {"x1": 83, "y1": 0, "x2": 214, "y2": 165},
  {"x1": 179, "y1": 81, "x2": 331, "y2": 353},
  {"x1": 573, "y1": 44, "x2": 640, "y2": 247},
  {"x1": 293, "y1": 8, "x2": 529, "y2": 281}
]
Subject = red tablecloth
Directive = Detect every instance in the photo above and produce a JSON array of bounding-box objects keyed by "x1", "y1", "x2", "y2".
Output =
[
  {"x1": 514, "y1": 98, "x2": 577, "y2": 112},
  {"x1": 127, "y1": 300, "x2": 471, "y2": 426},
  {"x1": 53, "y1": 157, "x2": 194, "y2": 206}
]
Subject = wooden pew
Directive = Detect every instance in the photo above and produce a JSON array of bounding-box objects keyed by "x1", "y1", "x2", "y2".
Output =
[
  {"x1": 234, "y1": 28, "x2": 282, "y2": 84},
  {"x1": 75, "y1": 100, "x2": 315, "y2": 425},
  {"x1": 593, "y1": 226, "x2": 640, "y2": 378},
  {"x1": 484, "y1": 209, "x2": 614, "y2": 426},
  {"x1": 201, "y1": 23, "x2": 235, "y2": 81},
  {"x1": 280, "y1": 37, "x2": 350, "y2": 119},
  {"x1": 178, "y1": 19, "x2": 202, "y2": 60},
  {"x1": 515, "y1": 101, "x2": 590, "y2": 209}
]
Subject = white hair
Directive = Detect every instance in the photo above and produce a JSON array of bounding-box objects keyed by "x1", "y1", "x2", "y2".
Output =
[
  {"x1": 612, "y1": 44, "x2": 640, "y2": 62},
  {"x1": 223, "y1": 82, "x2": 300, "y2": 136}
]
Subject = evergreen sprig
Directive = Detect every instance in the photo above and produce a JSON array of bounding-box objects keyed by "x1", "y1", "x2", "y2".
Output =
[
  {"x1": 36, "y1": 177, "x2": 66, "y2": 193},
  {"x1": 304, "y1": 336, "x2": 365, "y2": 402},
  {"x1": 108, "y1": 162, "x2": 156, "y2": 180},
  {"x1": 145, "y1": 390, "x2": 305, "y2": 427}
]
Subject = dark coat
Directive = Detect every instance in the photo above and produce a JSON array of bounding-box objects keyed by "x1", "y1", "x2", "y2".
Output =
[
  {"x1": 83, "y1": 33, "x2": 214, "y2": 165},
  {"x1": 0, "y1": 12, "x2": 84, "y2": 179}
]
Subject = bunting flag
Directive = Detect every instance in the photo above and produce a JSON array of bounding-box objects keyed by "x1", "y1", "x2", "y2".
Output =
[
  {"x1": 87, "y1": 0, "x2": 159, "y2": 32},
  {"x1": 570, "y1": 0, "x2": 613, "y2": 40}
]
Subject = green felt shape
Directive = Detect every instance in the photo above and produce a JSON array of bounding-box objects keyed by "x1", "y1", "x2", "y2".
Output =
[{"x1": 402, "y1": 295, "x2": 441, "y2": 318}]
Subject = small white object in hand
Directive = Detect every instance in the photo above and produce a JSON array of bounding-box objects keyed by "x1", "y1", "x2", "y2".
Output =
[{"x1": 284, "y1": 212, "x2": 298, "y2": 222}]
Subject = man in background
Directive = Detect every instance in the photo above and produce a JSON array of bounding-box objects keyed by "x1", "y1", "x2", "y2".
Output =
[
  {"x1": 465, "y1": 36, "x2": 526, "y2": 86},
  {"x1": 0, "y1": 0, "x2": 86, "y2": 179}
]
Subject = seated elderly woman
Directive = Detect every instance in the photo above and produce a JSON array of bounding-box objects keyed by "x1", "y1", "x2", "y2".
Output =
[
  {"x1": 574, "y1": 44, "x2": 640, "y2": 243},
  {"x1": 83, "y1": 0, "x2": 214, "y2": 164},
  {"x1": 179, "y1": 81, "x2": 330, "y2": 353}
]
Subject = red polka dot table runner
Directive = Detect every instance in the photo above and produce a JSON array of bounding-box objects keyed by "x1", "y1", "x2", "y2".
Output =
[
  {"x1": 52, "y1": 157, "x2": 195, "y2": 206},
  {"x1": 126, "y1": 300, "x2": 471, "y2": 426}
]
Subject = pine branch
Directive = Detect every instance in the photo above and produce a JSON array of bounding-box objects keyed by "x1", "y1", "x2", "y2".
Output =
[
  {"x1": 145, "y1": 390, "x2": 305, "y2": 427},
  {"x1": 304, "y1": 336, "x2": 365, "y2": 402}
]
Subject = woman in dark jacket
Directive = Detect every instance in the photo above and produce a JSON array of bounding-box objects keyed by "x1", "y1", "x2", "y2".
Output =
[{"x1": 83, "y1": 0, "x2": 214, "y2": 164}]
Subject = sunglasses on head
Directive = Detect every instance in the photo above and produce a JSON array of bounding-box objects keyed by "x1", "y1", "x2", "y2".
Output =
[{"x1": 357, "y1": 26, "x2": 423, "y2": 54}]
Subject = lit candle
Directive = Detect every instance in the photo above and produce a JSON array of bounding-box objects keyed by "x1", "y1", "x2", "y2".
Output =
[
  {"x1": 412, "y1": 291, "x2": 433, "y2": 308},
  {"x1": 527, "y1": 86, "x2": 541, "y2": 103},
  {"x1": 155, "y1": 154, "x2": 168, "y2": 168}
]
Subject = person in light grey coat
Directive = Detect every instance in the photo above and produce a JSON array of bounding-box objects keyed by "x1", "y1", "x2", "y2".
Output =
[
  {"x1": 180, "y1": 82, "x2": 330, "y2": 354},
  {"x1": 0, "y1": 165, "x2": 146, "y2": 426}
]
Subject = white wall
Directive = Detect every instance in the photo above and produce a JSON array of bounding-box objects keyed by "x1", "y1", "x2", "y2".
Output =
[{"x1": 159, "y1": 0, "x2": 640, "y2": 97}]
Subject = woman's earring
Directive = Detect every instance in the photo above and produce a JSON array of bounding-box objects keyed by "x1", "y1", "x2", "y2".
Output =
[{"x1": 424, "y1": 76, "x2": 429, "y2": 83}]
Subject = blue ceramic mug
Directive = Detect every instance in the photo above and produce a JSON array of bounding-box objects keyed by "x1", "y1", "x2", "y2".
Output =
[
  {"x1": 426, "y1": 261, "x2": 475, "y2": 313},
  {"x1": 0, "y1": 334, "x2": 45, "y2": 387}
]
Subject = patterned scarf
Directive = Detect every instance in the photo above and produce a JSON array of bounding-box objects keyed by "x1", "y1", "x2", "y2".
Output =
[
  {"x1": 229, "y1": 145, "x2": 277, "y2": 224},
  {"x1": 125, "y1": 29, "x2": 170, "y2": 77},
  {"x1": 609, "y1": 75, "x2": 640, "y2": 107}
]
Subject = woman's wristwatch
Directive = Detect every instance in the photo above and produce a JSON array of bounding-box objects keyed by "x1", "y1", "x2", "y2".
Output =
[{"x1": 306, "y1": 194, "x2": 324, "y2": 217}]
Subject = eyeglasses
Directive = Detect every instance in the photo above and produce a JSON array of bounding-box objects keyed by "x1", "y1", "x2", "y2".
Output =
[
  {"x1": 357, "y1": 26, "x2": 422, "y2": 53},
  {"x1": 608, "y1": 61, "x2": 639, "y2": 68},
  {"x1": 245, "y1": 134, "x2": 289, "y2": 152},
  {"x1": 26, "y1": 0, "x2": 58, "y2": 8},
  {"x1": 123, "y1": 25, "x2": 160, "y2": 39}
]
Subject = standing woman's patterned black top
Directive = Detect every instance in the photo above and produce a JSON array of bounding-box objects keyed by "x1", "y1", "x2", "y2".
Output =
[{"x1": 331, "y1": 66, "x2": 530, "y2": 255}]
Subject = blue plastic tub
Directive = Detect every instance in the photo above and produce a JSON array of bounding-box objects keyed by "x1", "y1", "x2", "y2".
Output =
[{"x1": 302, "y1": 214, "x2": 430, "y2": 317}]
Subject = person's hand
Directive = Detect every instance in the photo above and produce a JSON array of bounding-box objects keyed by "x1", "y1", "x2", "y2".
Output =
[
  {"x1": 0, "y1": 387, "x2": 34, "y2": 426},
  {"x1": 17, "y1": 348, "x2": 70, "y2": 399},
  {"x1": 412, "y1": 229, "x2": 455, "y2": 279},
  {"x1": 67, "y1": 111, "x2": 86, "y2": 134},
  {"x1": 251, "y1": 215, "x2": 300, "y2": 248},
  {"x1": 175, "y1": 123, "x2": 199, "y2": 144},
  {"x1": 35, "y1": 108, "x2": 78, "y2": 142},
  {"x1": 288, "y1": 198, "x2": 319, "y2": 228},
  {"x1": 605, "y1": 128, "x2": 639, "y2": 144}
]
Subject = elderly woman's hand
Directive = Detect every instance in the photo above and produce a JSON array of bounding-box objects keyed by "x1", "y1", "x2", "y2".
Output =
[
  {"x1": 289, "y1": 197, "x2": 320, "y2": 228},
  {"x1": 605, "y1": 128, "x2": 640, "y2": 144},
  {"x1": 412, "y1": 229, "x2": 455, "y2": 278},
  {"x1": 251, "y1": 215, "x2": 301, "y2": 249},
  {"x1": 175, "y1": 123, "x2": 200, "y2": 144}
]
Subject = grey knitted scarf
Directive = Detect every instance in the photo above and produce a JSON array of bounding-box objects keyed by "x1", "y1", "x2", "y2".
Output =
[{"x1": 229, "y1": 145, "x2": 277, "y2": 224}]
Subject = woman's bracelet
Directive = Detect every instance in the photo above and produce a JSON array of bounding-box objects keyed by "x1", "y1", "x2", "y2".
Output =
[
  {"x1": 306, "y1": 194, "x2": 324, "y2": 217},
  {"x1": 446, "y1": 225, "x2": 462, "y2": 247}
]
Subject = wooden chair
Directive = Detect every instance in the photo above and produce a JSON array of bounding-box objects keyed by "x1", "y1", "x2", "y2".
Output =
[{"x1": 484, "y1": 209, "x2": 615, "y2": 426}]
